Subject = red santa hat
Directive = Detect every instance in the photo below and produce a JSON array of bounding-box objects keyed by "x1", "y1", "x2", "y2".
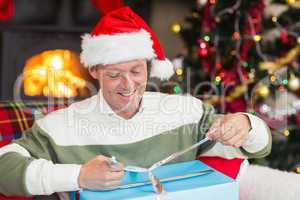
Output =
[{"x1": 80, "y1": 6, "x2": 174, "y2": 80}]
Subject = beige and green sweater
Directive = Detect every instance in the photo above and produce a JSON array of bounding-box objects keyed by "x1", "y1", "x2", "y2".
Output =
[{"x1": 0, "y1": 91, "x2": 271, "y2": 197}]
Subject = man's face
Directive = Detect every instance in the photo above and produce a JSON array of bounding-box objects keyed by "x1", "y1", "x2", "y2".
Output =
[{"x1": 89, "y1": 59, "x2": 148, "y2": 114}]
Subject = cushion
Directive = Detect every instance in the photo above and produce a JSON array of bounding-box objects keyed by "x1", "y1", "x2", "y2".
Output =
[
  {"x1": 0, "y1": 101, "x2": 67, "y2": 200},
  {"x1": 0, "y1": 101, "x2": 67, "y2": 143}
]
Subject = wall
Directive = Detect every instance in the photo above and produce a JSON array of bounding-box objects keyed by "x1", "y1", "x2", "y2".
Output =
[{"x1": 150, "y1": 0, "x2": 193, "y2": 58}]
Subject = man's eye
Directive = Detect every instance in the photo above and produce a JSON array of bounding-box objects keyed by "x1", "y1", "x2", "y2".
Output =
[
  {"x1": 107, "y1": 72, "x2": 120, "y2": 78},
  {"x1": 132, "y1": 71, "x2": 140, "y2": 74}
]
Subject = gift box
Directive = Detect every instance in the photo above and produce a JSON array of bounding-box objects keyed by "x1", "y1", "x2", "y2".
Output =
[{"x1": 74, "y1": 160, "x2": 238, "y2": 200}]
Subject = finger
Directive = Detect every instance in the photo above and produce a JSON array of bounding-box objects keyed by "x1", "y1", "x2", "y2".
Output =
[
  {"x1": 209, "y1": 117, "x2": 223, "y2": 131},
  {"x1": 206, "y1": 117, "x2": 225, "y2": 139},
  {"x1": 210, "y1": 122, "x2": 233, "y2": 141},
  {"x1": 107, "y1": 180, "x2": 122, "y2": 187},
  {"x1": 221, "y1": 124, "x2": 242, "y2": 141},
  {"x1": 220, "y1": 128, "x2": 236, "y2": 142},
  {"x1": 109, "y1": 162, "x2": 124, "y2": 172},
  {"x1": 222, "y1": 129, "x2": 247, "y2": 147},
  {"x1": 206, "y1": 128, "x2": 222, "y2": 140},
  {"x1": 105, "y1": 171, "x2": 124, "y2": 181},
  {"x1": 233, "y1": 130, "x2": 250, "y2": 147},
  {"x1": 103, "y1": 156, "x2": 124, "y2": 172}
]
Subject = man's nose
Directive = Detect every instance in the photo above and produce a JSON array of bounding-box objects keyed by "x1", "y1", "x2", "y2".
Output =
[{"x1": 120, "y1": 74, "x2": 134, "y2": 90}]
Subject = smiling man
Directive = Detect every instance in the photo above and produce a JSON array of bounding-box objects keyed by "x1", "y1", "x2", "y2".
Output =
[
  {"x1": 0, "y1": 7, "x2": 271, "y2": 200},
  {"x1": 89, "y1": 59, "x2": 148, "y2": 119}
]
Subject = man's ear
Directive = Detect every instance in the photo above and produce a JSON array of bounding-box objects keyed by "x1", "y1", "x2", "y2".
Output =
[{"x1": 88, "y1": 66, "x2": 99, "y2": 79}]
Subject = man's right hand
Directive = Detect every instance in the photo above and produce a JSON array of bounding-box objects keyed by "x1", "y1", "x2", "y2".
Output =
[{"x1": 78, "y1": 155, "x2": 124, "y2": 190}]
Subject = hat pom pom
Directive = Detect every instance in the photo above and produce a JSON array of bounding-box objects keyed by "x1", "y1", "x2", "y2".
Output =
[{"x1": 150, "y1": 59, "x2": 174, "y2": 80}]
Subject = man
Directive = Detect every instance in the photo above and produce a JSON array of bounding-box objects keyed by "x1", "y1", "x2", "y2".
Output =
[{"x1": 0, "y1": 7, "x2": 271, "y2": 199}]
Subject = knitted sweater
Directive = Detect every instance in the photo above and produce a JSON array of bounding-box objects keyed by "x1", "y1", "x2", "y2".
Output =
[{"x1": 0, "y1": 91, "x2": 271, "y2": 198}]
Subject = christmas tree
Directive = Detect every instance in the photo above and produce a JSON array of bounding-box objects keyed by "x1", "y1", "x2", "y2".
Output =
[{"x1": 170, "y1": 0, "x2": 300, "y2": 173}]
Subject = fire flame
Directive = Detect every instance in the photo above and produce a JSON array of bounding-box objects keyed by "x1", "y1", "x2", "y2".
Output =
[{"x1": 23, "y1": 50, "x2": 89, "y2": 98}]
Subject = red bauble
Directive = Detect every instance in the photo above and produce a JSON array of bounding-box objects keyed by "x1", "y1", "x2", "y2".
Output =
[
  {"x1": 280, "y1": 31, "x2": 290, "y2": 44},
  {"x1": 222, "y1": 69, "x2": 238, "y2": 86},
  {"x1": 198, "y1": 48, "x2": 208, "y2": 57}
]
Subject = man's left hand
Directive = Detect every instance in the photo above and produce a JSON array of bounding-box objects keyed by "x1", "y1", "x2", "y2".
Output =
[{"x1": 206, "y1": 113, "x2": 251, "y2": 148}]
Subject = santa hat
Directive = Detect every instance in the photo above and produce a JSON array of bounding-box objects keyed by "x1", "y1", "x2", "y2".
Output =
[{"x1": 80, "y1": 6, "x2": 174, "y2": 80}]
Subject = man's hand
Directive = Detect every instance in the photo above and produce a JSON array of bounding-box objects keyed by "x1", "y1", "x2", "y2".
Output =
[
  {"x1": 78, "y1": 155, "x2": 124, "y2": 190},
  {"x1": 206, "y1": 113, "x2": 251, "y2": 148}
]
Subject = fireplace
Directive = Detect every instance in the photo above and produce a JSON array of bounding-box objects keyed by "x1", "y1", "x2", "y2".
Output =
[
  {"x1": 0, "y1": 29, "x2": 92, "y2": 100},
  {"x1": 0, "y1": 0, "x2": 151, "y2": 101}
]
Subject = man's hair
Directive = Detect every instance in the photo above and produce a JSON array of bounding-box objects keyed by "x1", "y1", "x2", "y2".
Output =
[
  {"x1": 90, "y1": 64, "x2": 103, "y2": 71},
  {"x1": 90, "y1": 60, "x2": 150, "y2": 72}
]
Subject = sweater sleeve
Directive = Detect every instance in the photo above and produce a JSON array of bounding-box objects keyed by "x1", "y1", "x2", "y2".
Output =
[
  {"x1": 197, "y1": 103, "x2": 272, "y2": 159},
  {"x1": 0, "y1": 123, "x2": 81, "y2": 196}
]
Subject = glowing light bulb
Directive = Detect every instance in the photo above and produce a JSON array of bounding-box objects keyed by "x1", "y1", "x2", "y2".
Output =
[
  {"x1": 215, "y1": 76, "x2": 222, "y2": 82},
  {"x1": 171, "y1": 23, "x2": 181, "y2": 34},
  {"x1": 253, "y1": 35, "x2": 262, "y2": 42},
  {"x1": 283, "y1": 129, "x2": 290, "y2": 137}
]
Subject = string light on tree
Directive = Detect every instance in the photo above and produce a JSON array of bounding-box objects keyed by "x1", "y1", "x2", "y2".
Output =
[
  {"x1": 249, "y1": 72, "x2": 255, "y2": 80},
  {"x1": 243, "y1": 74, "x2": 249, "y2": 81},
  {"x1": 203, "y1": 35, "x2": 210, "y2": 42},
  {"x1": 209, "y1": 0, "x2": 216, "y2": 5},
  {"x1": 270, "y1": 75, "x2": 277, "y2": 83},
  {"x1": 283, "y1": 129, "x2": 290, "y2": 137},
  {"x1": 282, "y1": 79, "x2": 289, "y2": 85},
  {"x1": 197, "y1": 39, "x2": 209, "y2": 58},
  {"x1": 215, "y1": 76, "x2": 222, "y2": 85},
  {"x1": 272, "y1": 16, "x2": 277, "y2": 23},
  {"x1": 176, "y1": 68, "x2": 184, "y2": 76},
  {"x1": 215, "y1": 63, "x2": 222, "y2": 69},
  {"x1": 248, "y1": 68, "x2": 256, "y2": 80},
  {"x1": 171, "y1": 23, "x2": 181, "y2": 34},
  {"x1": 215, "y1": 16, "x2": 221, "y2": 23},
  {"x1": 260, "y1": 104, "x2": 271, "y2": 114},
  {"x1": 199, "y1": 40, "x2": 207, "y2": 48},
  {"x1": 192, "y1": 12, "x2": 200, "y2": 18},
  {"x1": 172, "y1": 56, "x2": 184, "y2": 76},
  {"x1": 173, "y1": 85, "x2": 182, "y2": 94},
  {"x1": 215, "y1": 76, "x2": 222, "y2": 82},
  {"x1": 253, "y1": 34, "x2": 262, "y2": 42},
  {"x1": 232, "y1": 32, "x2": 240, "y2": 40},
  {"x1": 242, "y1": 61, "x2": 249, "y2": 68}
]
